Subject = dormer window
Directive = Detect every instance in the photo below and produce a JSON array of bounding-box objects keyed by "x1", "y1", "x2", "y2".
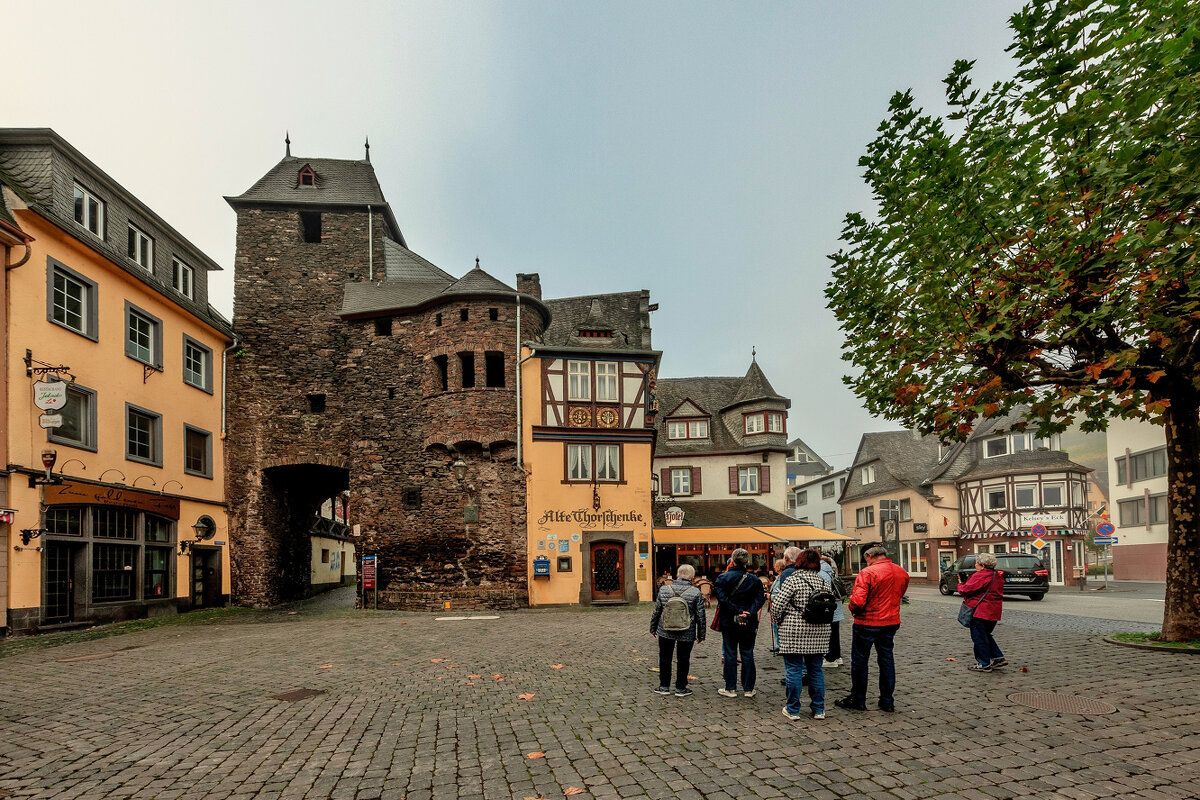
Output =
[
  {"x1": 744, "y1": 411, "x2": 784, "y2": 436},
  {"x1": 667, "y1": 419, "x2": 709, "y2": 440},
  {"x1": 298, "y1": 166, "x2": 316, "y2": 187}
]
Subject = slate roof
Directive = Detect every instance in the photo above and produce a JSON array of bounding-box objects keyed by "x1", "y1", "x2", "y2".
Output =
[
  {"x1": 226, "y1": 153, "x2": 405, "y2": 244},
  {"x1": 541, "y1": 291, "x2": 653, "y2": 351},
  {"x1": 655, "y1": 360, "x2": 790, "y2": 457},
  {"x1": 651, "y1": 499, "x2": 800, "y2": 528},
  {"x1": 339, "y1": 258, "x2": 548, "y2": 321},
  {"x1": 383, "y1": 238, "x2": 454, "y2": 282},
  {"x1": 840, "y1": 430, "x2": 944, "y2": 504},
  {"x1": 953, "y1": 449, "x2": 1093, "y2": 483},
  {"x1": 730, "y1": 359, "x2": 786, "y2": 407}
]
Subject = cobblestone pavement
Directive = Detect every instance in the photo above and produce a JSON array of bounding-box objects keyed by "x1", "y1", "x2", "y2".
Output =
[{"x1": 2, "y1": 598, "x2": 1198, "y2": 800}]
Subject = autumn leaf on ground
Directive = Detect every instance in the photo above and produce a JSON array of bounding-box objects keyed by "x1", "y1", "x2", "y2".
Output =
[
  {"x1": 565, "y1": 787, "x2": 585, "y2": 795},
  {"x1": 1020, "y1": 666, "x2": 1029, "y2": 673},
  {"x1": 518, "y1": 693, "x2": 536, "y2": 701},
  {"x1": 431, "y1": 658, "x2": 449, "y2": 663},
  {"x1": 491, "y1": 673, "x2": 505, "y2": 680},
  {"x1": 392, "y1": 662, "x2": 404, "y2": 666},
  {"x1": 632, "y1": 657, "x2": 648, "y2": 662},
  {"x1": 318, "y1": 664, "x2": 333, "y2": 669},
  {"x1": 946, "y1": 657, "x2": 957, "y2": 662},
  {"x1": 526, "y1": 752, "x2": 545, "y2": 759},
  {"x1": 468, "y1": 674, "x2": 481, "y2": 678},
  {"x1": 466, "y1": 682, "x2": 476, "y2": 686},
  {"x1": 648, "y1": 667, "x2": 659, "y2": 672},
  {"x1": 630, "y1": 649, "x2": 639, "y2": 653},
  {"x1": 687, "y1": 675, "x2": 697, "y2": 680},
  {"x1": 550, "y1": 664, "x2": 564, "y2": 669},
  {"x1": 445, "y1": 665, "x2": 456, "y2": 669}
]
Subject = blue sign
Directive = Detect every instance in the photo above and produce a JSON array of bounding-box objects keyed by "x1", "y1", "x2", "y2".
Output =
[
  {"x1": 1094, "y1": 536, "x2": 1119, "y2": 545},
  {"x1": 1097, "y1": 522, "x2": 1115, "y2": 537},
  {"x1": 558, "y1": 539, "x2": 569, "y2": 553},
  {"x1": 1031, "y1": 523, "x2": 1047, "y2": 538},
  {"x1": 533, "y1": 556, "x2": 551, "y2": 576}
]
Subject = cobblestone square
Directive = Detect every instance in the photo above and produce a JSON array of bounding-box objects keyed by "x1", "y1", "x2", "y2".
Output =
[{"x1": 2, "y1": 595, "x2": 1197, "y2": 800}]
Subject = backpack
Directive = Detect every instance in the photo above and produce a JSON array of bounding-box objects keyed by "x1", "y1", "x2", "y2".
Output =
[
  {"x1": 802, "y1": 590, "x2": 839, "y2": 625},
  {"x1": 660, "y1": 585, "x2": 695, "y2": 632}
]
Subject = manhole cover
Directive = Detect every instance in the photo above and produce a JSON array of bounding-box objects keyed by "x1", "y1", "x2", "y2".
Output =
[
  {"x1": 56, "y1": 652, "x2": 115, "y2": 663},
  {"x1": 272, "y1": 688, "x2": 326, "y2": 702},
  {"x1": 1008, "y1": 692, "x2": 1117, "y2": 714}
]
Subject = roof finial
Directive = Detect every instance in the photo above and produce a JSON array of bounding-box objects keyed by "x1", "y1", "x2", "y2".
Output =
[
  {"x1": 475, "y1": 256, "x2": 481, "y2": 270},
  {"x1": 752, "y1": 346, "x2": 756, "y2": 362},
  {"x1": 364, "y1": 136, "x2": 370, "y2": 162},
  {"x1": 285, "y1": 131, "x2": 291, "y2": 157}
]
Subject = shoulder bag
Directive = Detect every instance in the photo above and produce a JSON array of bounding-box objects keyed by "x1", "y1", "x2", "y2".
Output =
[
  {"x1": 711, "y1": 573, "x2": 750, "y2": 631},
  {"x1": 957, "y1": 570, "x2": 999, "y2": 627}
]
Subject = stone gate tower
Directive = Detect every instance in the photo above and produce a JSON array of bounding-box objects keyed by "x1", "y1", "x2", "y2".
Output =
[{"x1": 225, "y1": 143, "x2": 548, "y2": 608}]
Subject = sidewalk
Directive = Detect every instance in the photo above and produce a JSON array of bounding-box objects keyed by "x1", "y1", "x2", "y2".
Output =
[{"x1": 1, "y1": 598, "x2": 1197, "y2": 800}]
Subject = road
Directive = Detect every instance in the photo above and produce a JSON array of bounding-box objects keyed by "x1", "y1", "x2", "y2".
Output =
[{"x1": 908, "y1": 579, "x2": 1166, "y2": 627}]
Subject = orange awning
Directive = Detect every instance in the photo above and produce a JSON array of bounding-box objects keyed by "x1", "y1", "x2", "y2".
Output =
[{"x1": 652, "y1": 525, "x2": 858, "y2": 545}]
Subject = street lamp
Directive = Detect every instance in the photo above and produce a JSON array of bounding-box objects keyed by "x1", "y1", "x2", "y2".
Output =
[{"x1": 451, "y1": 457, "x2": 468, "y2": 482}]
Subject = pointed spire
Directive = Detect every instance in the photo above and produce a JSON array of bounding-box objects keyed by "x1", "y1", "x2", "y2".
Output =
[
  {"x1": 752, "y1": 346, "x2": 757, "y2": 362},
  {"x1": 475, "y1": 257, "x2": 481, "y2": 270},
  {"x1": 364, "y1": 136, "x2": 370, "y2": 162},
  {"x1": 285, "y1": 131, "x2": 291, "y2": 157}
]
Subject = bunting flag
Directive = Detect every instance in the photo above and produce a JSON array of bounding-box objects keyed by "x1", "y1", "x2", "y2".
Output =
[{"x1": 957, "y1": 529, "x2": 1088, "y2": 540}]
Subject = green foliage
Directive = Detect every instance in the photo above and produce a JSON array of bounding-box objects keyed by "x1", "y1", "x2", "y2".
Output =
[{"x1": 827, "y1": 0, "x2": 1200, "y2": 439}]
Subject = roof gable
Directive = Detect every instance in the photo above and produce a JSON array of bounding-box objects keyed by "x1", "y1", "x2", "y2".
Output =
[{"x1": 666, "y1": 399, "x2": 708, "y2": 418}]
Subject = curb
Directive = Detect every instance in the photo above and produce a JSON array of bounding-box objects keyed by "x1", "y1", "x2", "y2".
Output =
[{"x1": 1102, "y1": 635, "x2": 1200, "y2": 654}]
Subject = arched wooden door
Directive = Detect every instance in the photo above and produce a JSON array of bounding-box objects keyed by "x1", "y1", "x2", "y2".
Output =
[{"x1": 590, "y1": 542, "x2": 624, "y2": 601}]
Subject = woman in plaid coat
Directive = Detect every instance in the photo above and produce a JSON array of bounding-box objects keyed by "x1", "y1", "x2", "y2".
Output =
[{"x1": 771, "y1": 548, "x2": 831, "y2": 720}]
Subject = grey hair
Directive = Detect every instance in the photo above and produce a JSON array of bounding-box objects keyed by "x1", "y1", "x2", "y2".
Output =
[
  {"x1": 732, "y1": 548, "x2": 750, "y2": 566},
  {"x1": 676, "y1": 563, "x2": 696, "y2": 580},
  {"x1": 865, "y1": 546, "x2": 889, "y2": 558},
  {"x1": 976, "y1": 552, "x2": 998, "y2": 569},
  {"x1": 783, "y1": 546, "x2": 802, "y2": 563}
]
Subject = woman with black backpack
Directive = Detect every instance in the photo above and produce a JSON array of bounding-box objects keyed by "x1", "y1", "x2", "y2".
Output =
[{"x1": 771, "y1": 548, "x2": 835, "y2": 721}]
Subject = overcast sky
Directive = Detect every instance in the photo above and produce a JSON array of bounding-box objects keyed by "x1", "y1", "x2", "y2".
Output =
[{"x1": 7, "y1": 1, "x2": 1026, "y2": 469}]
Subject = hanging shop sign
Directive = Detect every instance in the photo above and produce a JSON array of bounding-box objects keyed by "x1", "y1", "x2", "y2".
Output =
[
  {"x1": 39, "y1": 413, "x2": 64, "y2": 429},
  {"x1": 44, "y1": 481, "x2": 180, "y2": 519},
  {"x1": 912, "y1": 523, "x2": 928, "y2": 533},
  {"x1": 33, "y1": 380, "x2": 68, "y2": 411},
  {"x1": 664, "y1": 506, "x2": 685, "y2": 528}
]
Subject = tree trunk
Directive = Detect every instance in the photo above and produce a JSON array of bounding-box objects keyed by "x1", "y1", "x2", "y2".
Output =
[{"x1": 1162, "y1": 391, "x2": 1200, "y2": 641}]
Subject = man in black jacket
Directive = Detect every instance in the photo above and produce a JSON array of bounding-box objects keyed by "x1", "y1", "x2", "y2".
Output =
[{"x1": 714, "y1": 548, "x2": 766, "y2": 698}]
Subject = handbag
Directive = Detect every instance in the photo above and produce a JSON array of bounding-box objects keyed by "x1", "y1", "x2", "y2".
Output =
[
  {"x1": 713, "y1": 573, "x2": 750, "y2": 630},
  {"x1": 957, "y1": 570, "x2": 999, "y2": 627}
]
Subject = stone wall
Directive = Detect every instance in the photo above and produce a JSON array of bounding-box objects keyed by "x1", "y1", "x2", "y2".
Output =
[{"x1": 227, "y1": 205, "x2": 542, "y2": 609}]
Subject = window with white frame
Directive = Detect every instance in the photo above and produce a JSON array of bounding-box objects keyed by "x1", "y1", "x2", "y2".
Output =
[
  {"x1": 745, "y1": 414, "x2": 765, "y2": 435},
  {"x1": 125, "y1": 303, "x2": 162, "y2": 368},
  {"x1": 596, "y1": 445, "x2": 620, "y2": 481},
  {"x1": 668, "y1": 421, "x2": 687, "y2": 439},
  {"x1": 172, "y1": 258, "x2": 194, "y2": 299},
  {"x1": 1015, "y1": 484, "x2": 1037, "y2": 509},
  {"x1": 862, "y1": 465, "x2": 876, "y2": 484},
  {"x1": 986, "y1": 488, "x2": 1006, "y2": 510},
  {"x1": 984, "y1": 437, "x2": 1008, "y2": 458},
  {"x1": 738, "y1": 466, "x2": 759, "y2": 494},
  {"x1": 566, "y1": 443, "x2": 621, "y2": 482},
  {"x1": 899, "y1": 498, "x2": 911, "y2": 521},
  {"x1": 183, "y1": 336, "x2": 213, "y2": 392},
  {"x1": 856, "y1": 505, "x2": 875, "y2": 527},
  {"x1": 566, "y1": 444, "x2": 591, "y2": 481},
  {"x1": 767, "y1": 412, "x2": 784, "y2": 433},
  {"x1": 822, "y1": 482, "x2": 835, "y2": 498},
  {"x1": 671, "y1": 467, "x2": 691, "y2": 495},
  {"x1": 74, "y1": 183, "x2": 105, "y2": 238},
  {"x1": 127, "y1": 224, "x2": 154, "y2": 271},
  {"x1": 49, "y1": 260, "x2": 98, "y2": 339},
  {"x1": 688, "y1": 419, "x2": 708, "y2": 439},
  {"x1": 595, "y1": 362, "x2": 618, "y2": 402},
  {"x1": 1042, "y1": 482, "x2": 1065, "y2": 507},
  {"x1": 567, "y1": 361, "x2": 590, "y2": 401},
  {"x1": 900, "y1": 541, "x2": 927, "y2": 575}
]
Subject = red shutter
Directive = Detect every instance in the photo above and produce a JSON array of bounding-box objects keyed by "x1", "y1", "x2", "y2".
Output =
[
  {"x1": 660, "y1": 468, "x2": 671, "y2": 496},
  {"x1": 729, "y1": 466, "x2": 739, "y2": 494},
  {"x1": 692, "y1": 467, "x2": 702, "y2": 496},
  {"x1": 761, "y1": 465, "x2": 771, "y2": 493}
]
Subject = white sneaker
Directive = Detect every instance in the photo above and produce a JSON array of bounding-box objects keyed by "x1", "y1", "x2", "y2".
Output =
[
  {"x1": 717, "y1": 688, "x2": 738, "y2": 698},
  {"x1": 743, "y1": 689, "x2": 757, "y2": 698},
  {"x1": 824, "y1": 658, "x2": 843, "y2": 668},
  {"x1": 781, "y1": 707, "x2": 802, "y2": 721},
  {"x1": 812, "y1": 711, "x2": 826, "y2": 719}
]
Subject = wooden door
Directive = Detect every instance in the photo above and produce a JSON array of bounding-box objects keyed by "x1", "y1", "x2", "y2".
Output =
[{"x1": 590, "y1": 543, "x2": 624, "y2": 601}]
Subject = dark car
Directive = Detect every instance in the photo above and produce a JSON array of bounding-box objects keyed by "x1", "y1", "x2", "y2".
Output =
[{"x1": 938, "y1": 553, "x2": 1049, "y2": 600}]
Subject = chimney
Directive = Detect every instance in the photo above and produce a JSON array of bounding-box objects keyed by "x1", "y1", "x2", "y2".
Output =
[{"x1": 516, "y1": 273, "x2": 541, "y2": 299}]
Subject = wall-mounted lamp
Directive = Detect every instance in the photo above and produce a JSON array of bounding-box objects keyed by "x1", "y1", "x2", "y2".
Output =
[
  {"x1": 99, "y1": 468, "x2": 127, "y2": 484},
  {"x1": 19, "y1": 528, "x2": 42, "y2": 546},
  {"x1": 451, "y1": 457, "x2": 468, "y2": 482},
  {"x1": 193, "y1": 516, "x2": 216, "y2": 541},
  {"x1": 133, "y1": 475, "x2": 156, "y2": 488}
]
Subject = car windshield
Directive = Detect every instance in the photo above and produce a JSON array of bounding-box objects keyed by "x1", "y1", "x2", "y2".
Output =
[{"x1": 996, "y1": 555, "x2": 1042, "y2": 570}]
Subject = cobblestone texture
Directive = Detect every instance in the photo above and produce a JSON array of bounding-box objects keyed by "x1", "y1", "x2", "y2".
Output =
[{"x1": 1, "y1": 598, "x2": 1197, "y2": 800}]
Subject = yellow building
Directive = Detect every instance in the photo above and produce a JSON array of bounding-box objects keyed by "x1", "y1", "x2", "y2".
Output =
[
  {"x1": 0, "y1": 129, "x2": 233, "y2": 634},
  {"x1": 521, "y1": 288, "x2": 660, "y2": 605}
]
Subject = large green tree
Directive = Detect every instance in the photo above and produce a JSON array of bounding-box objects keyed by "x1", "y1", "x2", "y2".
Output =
[{"x1": 827, "y1": 0, "x2": 1200, "y2": 639}]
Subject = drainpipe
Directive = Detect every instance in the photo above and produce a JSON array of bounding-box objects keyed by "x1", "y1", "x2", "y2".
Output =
[
  {"x1": 221, "y1": 337, "x2": 241, "y2": 436},
  {"x1": 515, "y1": 294, "x2": 525, "y2": 473},
  {"x1": 367, "y1": 205, "x2": 374, "y2": 281}
]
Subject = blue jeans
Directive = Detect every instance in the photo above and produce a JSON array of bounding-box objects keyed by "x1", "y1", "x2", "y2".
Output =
[
  {"x1": 721, "y1": 625, "x2": 757, "y2": 691},
  {"x1": 849, "y1": 624, "x2": 899, "y2": 705},
  {"x1": 783, "y1": 654, "x2": 825, "y2": 715},
  {"x1": 969, "y1": 618, "x2": 1003, "y2": 667}
]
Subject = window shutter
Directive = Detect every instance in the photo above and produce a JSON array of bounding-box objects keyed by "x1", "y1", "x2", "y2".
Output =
[
  {"x1": 660, "y1": 469, "x2": 671, "y2": 495},
  {"x1": 729, "y1": 466, "x2": 739, "y2": 494},
  {"x1": 761, "y1": 465, "x2": 771, "y2": 493},
  {"x1": 692, "y1": 467, "x2": 702, "y2": 496}
]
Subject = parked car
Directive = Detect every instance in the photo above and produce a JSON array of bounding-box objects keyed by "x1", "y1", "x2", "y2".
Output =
[{"x1": 938, "y1": 553, "x2": 1049, "y2": 600}]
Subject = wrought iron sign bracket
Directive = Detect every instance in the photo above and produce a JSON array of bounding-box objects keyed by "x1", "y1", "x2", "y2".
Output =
[{"x1": 24, "y1": 349, "x2": 74, "y2": 381}]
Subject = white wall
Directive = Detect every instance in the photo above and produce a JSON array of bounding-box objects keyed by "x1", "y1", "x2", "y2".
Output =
[
  {"x1": 310, "y1": 536, "x2": 357, "y2": 585},
  {"x1": 654, "y1": 451, "x2": 789, "y2": 514}
]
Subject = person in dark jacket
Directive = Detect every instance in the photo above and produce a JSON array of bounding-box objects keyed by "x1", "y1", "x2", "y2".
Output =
[
  {"x1": 650, "y1": 563, "x2": 707, "y2": 696},
  {"x1": 713, "y1": 548, "x2": 766, "y2": 697},
  {"x1": 957, "y1": 552, "x2": 1006, "y2": 672}
]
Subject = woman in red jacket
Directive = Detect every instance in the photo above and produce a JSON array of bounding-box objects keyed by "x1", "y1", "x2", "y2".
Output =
[{"x1": 957, "y1": 552, "x2": 1007, "y2": 672}]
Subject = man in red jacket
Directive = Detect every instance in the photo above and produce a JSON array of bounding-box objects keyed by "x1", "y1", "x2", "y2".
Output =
[{"x1": 835, "y1": 546, "x2": 910, "y2": 712}]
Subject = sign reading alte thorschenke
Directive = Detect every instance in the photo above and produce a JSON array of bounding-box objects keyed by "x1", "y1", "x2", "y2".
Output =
[{"x1": 537, "y1": 509, "x2": 644, "y2": 528}]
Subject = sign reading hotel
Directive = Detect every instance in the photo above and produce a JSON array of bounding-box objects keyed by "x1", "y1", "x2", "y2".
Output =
[
  {"x1": 536, "y1": 509, "x2": 644, "y2": 529},
  {"x1": 664, "y1": 506, "x2": 685, "y2": 528},
  {"x1": 1020, "y1": 511, "x2": 1067, "y2": 528},
  {"x1": 45, "y1": 482, "x2": 181, "y2": 519}
]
